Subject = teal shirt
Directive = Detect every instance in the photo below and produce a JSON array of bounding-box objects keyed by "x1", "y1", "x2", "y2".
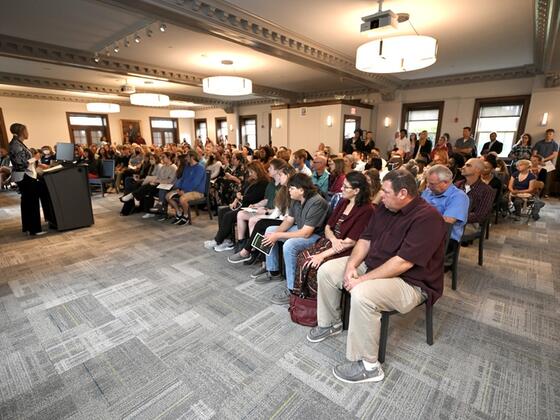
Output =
[{"x1": 312, "y1": 170, "x2": 330, "y2": 195}]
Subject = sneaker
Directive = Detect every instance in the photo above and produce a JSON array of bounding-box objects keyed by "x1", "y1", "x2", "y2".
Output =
[
  {"x1": 142, "y1": 213, "x2": 155, "y2": 219},
  {"x1": 228, "y1": 252, "x2": 252, "y2": 264},
  {"x1": 250, "y1": 265, "x2": 267, "y2": 279},
  {"x1": 254, "y1": 271, "x2": 282, "y2": 284},
  {"x1": 214, "y1": 241, "x2": 234, "y2": 252},
  {"x1": 29, "y1": 231, "x2": 47, "y2": 237},
  {"x1": 175, "y1": 216, "x2": 190, "y2": 226},
  {"x1": 119, "y1": 193, "x2": 134, "y2": 202},
  {"x1": 172, "y1": 215, "x2": 184, "y2": 225},
  {"x1": 271, "y1": 288, "x2": 291, "y2": 305},
  {"x1": 149, "y1": 206, "x2": 162, "y2": 213},
  {"x1": 332, "y1": 361, "x2": 385, "y2": 384},
  {"x1": 204, "y1": 240, "x2": 218, "y2": 250},
  {"x1": 306, "y1": 323, "x2": 342, "y2": 343}
]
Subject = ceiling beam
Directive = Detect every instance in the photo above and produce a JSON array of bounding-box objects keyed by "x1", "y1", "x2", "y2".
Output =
[
  {"x1": 534, "y1": 0, "x2": 560, "y2": 73},
  {"x1": 0, "y1": 71, "x2": 228, "y2": 107},
  {"x1": 94, "y1": 0, "x2": 402, "y2": 93},
  {"x1": 0, "y1": 34, "x2": 298, "y2": 102}
]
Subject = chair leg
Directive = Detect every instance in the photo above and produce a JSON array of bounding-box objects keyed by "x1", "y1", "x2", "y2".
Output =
[
  {"x1": 207, "y1": 198, "x2": 213, "y2": 220},
  {"x1": 187, "y1": 207, "x2": 192, "y2": 225},
  {"x1": 341, "y1": 291, "x2": 351, "y2": 331},
  {"x1": 378, "y1": 313, "x2": 390, "y2": 364},
  {"x1": 485, "y1": 223, "x2": 490, "y2": 240},
  {"x1": 452, "y1": 253, "x2": 458, "y2": 290},
  {"x1": 101, "y1": 183, "x2": 105, "y2": 197},
  {"x1": 478, "y1": 236, "x2": 484, "y2": 266},
  {"x1": 425, "y1": 303, "x2": 434, "y2": 345}
]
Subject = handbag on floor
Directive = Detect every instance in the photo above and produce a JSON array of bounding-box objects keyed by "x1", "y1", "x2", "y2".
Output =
[{"x1": 288, "y1": 265, "x2": 317, "y2": 327}]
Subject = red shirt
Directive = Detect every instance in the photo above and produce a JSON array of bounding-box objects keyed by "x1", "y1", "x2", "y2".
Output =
[{"x1": 360, "y1": 197, "x2": 446, "y2": 305}]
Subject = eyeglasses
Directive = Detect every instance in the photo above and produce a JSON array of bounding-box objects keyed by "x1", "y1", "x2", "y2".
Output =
[{"x1": 342, "y1": 185, "x2": 354, "y2": 190}]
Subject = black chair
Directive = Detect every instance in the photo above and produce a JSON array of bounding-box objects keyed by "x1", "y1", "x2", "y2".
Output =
[
  {"x1": 442, "y1": 222, "x2": 461, "y2": 290},
  {"x1": 89, "y1": 159, "x2": 115, "y2": 197},
  {"x1": 186, "y1": 170, "x2": 213, "y2": 224},
  {"x1": 461, "y1": 217, "x2": 490, "y2": 267},
  {"x1": 341, "y1": 291, "x2": 433, "y2": 364}
]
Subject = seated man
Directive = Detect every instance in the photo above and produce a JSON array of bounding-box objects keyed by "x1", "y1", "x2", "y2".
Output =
[
  {"x1": 311, "y1": 155, "x2": 329, "y2": 196},
  {"x1": 164, "y1": 150, "x2": 206, "y2": 225},
  {"x1": 421, "y1": 165, "x2": 469, "y2": 257},
  {"x1": 307, "y1": 170, "x2": 446, "y2": 384},
  {"x1": 256, "y1": 173, "x2": 328, "y2": 305},
  {"x1": 456, "y1": 158, "x2": 496, "y2": 236}
]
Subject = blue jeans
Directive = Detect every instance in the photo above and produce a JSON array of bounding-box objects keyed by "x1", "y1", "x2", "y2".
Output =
[{"x1": 265, "y1": 225, "x2": 320, "y2": 290}]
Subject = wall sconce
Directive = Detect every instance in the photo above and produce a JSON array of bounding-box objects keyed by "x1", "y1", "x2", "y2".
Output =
[
  {"x1": 541, "y1": 112, "x2": 549, "y2": 126},
  {"x1": 229, "y1": 124, "x2": 233, "y2": 131},
  {"x1": 326, "y1": 115, "x2": 333, "y2": 127},
  {"x1": 383, "y1": 117, "x2": 391, "y2": 127},
  {"x1": 275, "y1": 118, "x2": 282, "y2": 129}
]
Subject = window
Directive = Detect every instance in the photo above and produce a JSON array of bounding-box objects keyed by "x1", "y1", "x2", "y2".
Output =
[
  {"x1": 343, "y1": 115, "x2": 361, "y2": 140},
  {"x1": 150, "y1": 117, "x2": 178, "y2": 146},
  {"x1": 66, "y1": 113, "x2": 110, "y2": 146},
  {"x1": 195, "y1": 119, "x2": 207, "y2": 142},
  {"x1": 472, "y1": 96, "x2": 531, "y2": 157},
  {"x1": 239, "y1": 115, "x2": 257, "y2": 149},
  {"x1": 401, "y1": 102, "x2": 444, "y2": 143},
  {"x1": 215, "y1": 117, "x2": 228, "y2": 144}
]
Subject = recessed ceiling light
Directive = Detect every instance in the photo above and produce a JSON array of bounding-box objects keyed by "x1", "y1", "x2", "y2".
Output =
[
  {"x1": 134, "y1": 34, "x2": 141, "y2": 43},
  {"x1": 221, "y1": 60, "x2": 234, "y2": 65},
  {"x1": 144, "y1": 80, "x2": 154, "y2": 85},
  {"x1": 159, "y1": 23, "x2": 167, "y2": 32}
]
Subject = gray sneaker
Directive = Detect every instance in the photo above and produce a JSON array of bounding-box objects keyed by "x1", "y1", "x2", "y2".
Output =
[
  {"x1": 332, "y1": 361, "x2": 384, "y2": 384},
  {"x1": 250, "y1": 265, "x2": 267, "y2": 279},
  {"x1": 254, "y1": 271, "x2": 282, "y2": 284},
  {"x1": 271, "y1": 288, "x2": 291, "y2": 305},
  {"x1": 306, "y1": 323, "x2": 342, "y2": 343},
  {"x1": 228, "y1": 252, "x2": 252, "y2": 264}
]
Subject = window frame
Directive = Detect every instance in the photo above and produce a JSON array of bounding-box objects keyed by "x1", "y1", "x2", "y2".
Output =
[
  {"x1": 239, "y1": 115, "x2": 258, "y2": 149},
  {"x1": 215, "y1": 117, "x2": 227, "y2": 143},
  {"x1": 194, "y1": 118, "x2": 208, "y2": 143},
  {"x1": 149, "y1": 117, "x2": 179, "y2": 146},
  {"x1": 401, "y1": 101, "x2": 444, "y2": 143},
  {"x1": 66, "y1": 112, "x2": 111, "y2": 146},
  {"x1": 471, "y1": 95, "x2": 531, "y2": 154}
]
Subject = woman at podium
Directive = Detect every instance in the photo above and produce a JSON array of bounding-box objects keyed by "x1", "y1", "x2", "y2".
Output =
[{"x1": 8, "y1": 123, "x2": 44, "y2": 236}]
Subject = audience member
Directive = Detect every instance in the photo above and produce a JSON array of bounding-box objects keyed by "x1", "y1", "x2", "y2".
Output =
[
  {"x1": 255, "y1": 173, "x2": 329, "y2": 305},
  {"x1": 508, "y1": 159, "x2": 537, "y2": 218},
  {"x1": 454, "y1": 127, "x2": 476, "y2": 158},
  {"x1": 292, "y1": 149, "x2": 312, "y2": 176},
  {"x1": 480, "y1": 132, "x2": 503, "y2": 155},
  {"x1": 412, "y1": 130, "x2": 433, "y2": 162},
  {"x1": 508, "y1": 133, "x2": 532, "y2": 164},
  {"x1": 311, "y1": 155, "x2": 329, "y2": 196},
  {"x1": 328, "y1": 158, "x2": 346, "y2": 196},
  {"x1": 532, "y1": 128, "x2": 558, "y2": 196},
  {"x1": 308, "y1": 169, "x2": 446, "y2": 384}
]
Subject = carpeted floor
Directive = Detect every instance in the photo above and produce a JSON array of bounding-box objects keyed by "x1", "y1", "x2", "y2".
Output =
[{"x1": 0, "y1": 191, "x2": 559, "y2": 419}]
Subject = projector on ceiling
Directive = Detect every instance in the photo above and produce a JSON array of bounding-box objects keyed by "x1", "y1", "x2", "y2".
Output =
[
  {"x1": 360, "y1": 10, "x2": 398, "y2": 34},
  {"x1": 120, "y1": 84, "x2": 136, "y2": 94}
]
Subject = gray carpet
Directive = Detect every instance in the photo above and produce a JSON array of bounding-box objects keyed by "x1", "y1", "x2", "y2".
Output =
[{"x1": 0, "y1": 191, "x2": 559, "y2": 419}]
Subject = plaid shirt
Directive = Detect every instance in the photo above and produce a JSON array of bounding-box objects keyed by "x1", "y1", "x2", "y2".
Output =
[{"x1": 456, "y1": 178, "x2": 496, "y2": 223}]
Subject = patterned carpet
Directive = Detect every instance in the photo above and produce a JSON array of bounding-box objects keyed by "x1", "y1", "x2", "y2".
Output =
[{"x1": 0, "y1": 191, "x2": 559, "y2": 419}]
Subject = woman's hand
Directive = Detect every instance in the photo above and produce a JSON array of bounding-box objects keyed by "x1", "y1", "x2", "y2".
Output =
[
  {"x1": 330, "y1": 238, "x2": 345, "y2": 253},
  {"x1": 229, "y1": 198, "x2": 239, "y2": 210},
  {"x1": 256, "y1": 207, "x2": 267, "y2": 215},
  {"x1": 236, "y1": 191, "x2": 243, "y2": 201},
  {"x1": 304, "y1": 253, "x2": 325, "y2": 269}
]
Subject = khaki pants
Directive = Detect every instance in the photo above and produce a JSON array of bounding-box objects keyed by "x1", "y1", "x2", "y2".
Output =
[{"x1": 317, "y1": 257, "x2": 424, "y2": 363}]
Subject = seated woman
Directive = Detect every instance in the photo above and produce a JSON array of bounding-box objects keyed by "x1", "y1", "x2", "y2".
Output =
[
  {"x1": 364, "y1": 168, "x2": 382, "y2": 205},
  {"x1": 292, "y1": 171, "x2": 374, "y2": 300},
  {"x1": 205, "y1": 161, "x2": 270, "y2": 252},
  {"x1": 530, "y1": 154, "x2": 547, "y2": 184},
  {"x1": 482, "y1": 154, "x2": 507, "y2": 214},
  {"x1": 85, "y1": 148, "x2": 102, "y2": 179},
  {"x1": 508, "y1": 159, "x2": 536, "y2": 217},
  {"x1": 226, "y1": 165, "x2": 295, "y2": 267},
  {"x1": 430, "y1": 135, "x2": 449, "y2": 161},
  {"x1": 215, "y1": 152, "x2": 246, "y2": 206},
  {"x1": 205, "y1": 153, "x2": 223, "y2": 180},
  {"x1": 231, "y1": 158, "x2": 287, "y2": 253},
  {"x1": 328, "y1": 158, "x2": 346, "y2": 196}
]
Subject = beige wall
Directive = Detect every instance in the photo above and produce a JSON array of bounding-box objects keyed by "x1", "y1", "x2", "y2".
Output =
[
  {"x1": 0, "y1": 96, "x2": 193, "y2": 149},
  {"x1": 374, "y1": 77, "x2": 560, "y2": 155}
]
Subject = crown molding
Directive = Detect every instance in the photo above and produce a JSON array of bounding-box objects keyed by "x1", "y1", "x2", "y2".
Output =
[
  {"x1": 0, "y1": 34, "x2": 298, "y2": 102},
  {"x1": 401, "y1": 65, "x2": 538, "y2": 90},
  {"x1": 94, "y1": 0, "x2": 401, "y2": 92},
  {"x1": 271, "y1": 99, "x2": 373, "y2": 110},
  {"x1": 545, "y1": 72, "x2": 560, "y2": 87},
  {"x1": 0, "y1": 89, "x2": 129, "y2": 105}
]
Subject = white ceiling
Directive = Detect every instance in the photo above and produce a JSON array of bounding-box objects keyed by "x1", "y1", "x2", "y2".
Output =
[{"x1": 0, "y1": 0, "x2": 539, "y2": 102}]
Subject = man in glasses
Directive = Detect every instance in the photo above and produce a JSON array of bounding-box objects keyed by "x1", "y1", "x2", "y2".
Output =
[{"x1": 458, "y1": 158, "x2": 495, "y2": 236}]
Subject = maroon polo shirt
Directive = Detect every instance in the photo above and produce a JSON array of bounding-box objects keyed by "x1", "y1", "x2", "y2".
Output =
[{"x1": 360, "y1": 196, "x2": 446, "y2": 305}]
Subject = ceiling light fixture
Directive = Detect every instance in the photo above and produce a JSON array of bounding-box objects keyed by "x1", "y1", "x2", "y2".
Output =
[
  {"x1": 170, "y1": 110, "x2": 195, "y2": 118},
  {"x1": 134, "y1": 34, "x2": 141, "y2": 43},
  {"x1": 202, "y1": 76, "x2": 252, "y2": 96},
  {"x1": 355, "y1": 1, "x2": 437, "y2": 73},
  {"x1": 93, "y1": 54, "x2": 100, "y2": 63},
  {"x1": 113, "y1": 44, "x2": 120, "y2": 53},
  {"x1": 86, "y1": 103, "x2": 120, "y2": 113},
  {"x1": 159, "y1": 23, "x2": 167, "y2": 32},
  {"x1": 130, "y1": 93, "x2": 170, "y2": 107},
  {"x1": 356, "y1": 35, "x2": 437, "y2": 73}
]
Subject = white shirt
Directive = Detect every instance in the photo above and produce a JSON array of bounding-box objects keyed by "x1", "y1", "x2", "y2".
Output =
[
  {"x1": 395, "y1": 136, "x2": 411, "y2": 153},
  {"x1": 297, "y1": 164, "x2": 312, "y2": 177}
]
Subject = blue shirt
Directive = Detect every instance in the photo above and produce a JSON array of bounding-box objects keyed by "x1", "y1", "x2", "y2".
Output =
[
  {"x1": 312, "y1": 170, "x2": 330, "y2": 195},
  {"x1": 175, "y1": 162, "x2": 206, "y2": 194},
  {"x1": 422, "y1": 184, "x2": 469, "y2": 241}
]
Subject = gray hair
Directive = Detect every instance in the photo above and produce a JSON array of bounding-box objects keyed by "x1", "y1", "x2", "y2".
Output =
[{"x1": 426, "y1": 164, "x2": 453, "y2": 182}]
